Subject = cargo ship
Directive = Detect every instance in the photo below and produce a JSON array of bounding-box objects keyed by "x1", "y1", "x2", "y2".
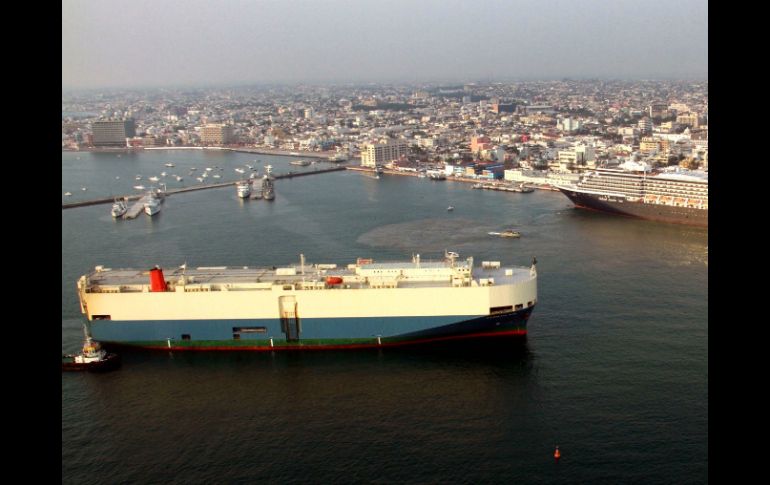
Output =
[
  {"x1": 76, "y1": 252, "x2": 538, "y2": 351},
  {"x1": 555, "y1": 161, "x2": 708, "y2": 227}
]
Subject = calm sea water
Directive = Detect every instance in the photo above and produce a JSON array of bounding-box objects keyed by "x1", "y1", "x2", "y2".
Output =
[{"x1": 62, "y1": 150, "x2": 708, "y2": 484}]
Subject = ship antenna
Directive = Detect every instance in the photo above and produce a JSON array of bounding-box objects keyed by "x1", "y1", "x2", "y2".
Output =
[{"x1": 82, "y1": 322, "x2": 94, "y2": 345}]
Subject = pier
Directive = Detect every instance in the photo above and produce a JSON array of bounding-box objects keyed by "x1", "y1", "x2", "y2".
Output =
[
  {"x1": 124, "y1": 195, "x2": 150, "y2": 219},
  {"x1": 62, "y1": 166, "x2": 347, "y2": 210}
]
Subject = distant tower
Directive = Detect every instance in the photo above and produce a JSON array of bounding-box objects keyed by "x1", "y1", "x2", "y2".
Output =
[{"x1": 638, "y1": 117, "x2": 652, "y2": 134}]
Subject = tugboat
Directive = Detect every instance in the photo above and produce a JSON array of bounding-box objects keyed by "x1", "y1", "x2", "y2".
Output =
[{"x1": 62, "y1": 326, "x2": 121, "y2": 372}]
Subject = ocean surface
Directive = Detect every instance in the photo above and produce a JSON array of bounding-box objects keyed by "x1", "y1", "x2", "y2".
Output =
[{"x1": 61, "y1": 150, "x2": 708, "y2": 484}]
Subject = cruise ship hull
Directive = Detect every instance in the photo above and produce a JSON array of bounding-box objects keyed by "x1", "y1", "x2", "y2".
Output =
[{"x1": 559, "y1": 188, "x2": 708, "y2": 227}]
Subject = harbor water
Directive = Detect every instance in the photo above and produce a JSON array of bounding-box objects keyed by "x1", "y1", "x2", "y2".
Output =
[{"x1": 62, "y1": 150, "x2": 707, "y2": 483}]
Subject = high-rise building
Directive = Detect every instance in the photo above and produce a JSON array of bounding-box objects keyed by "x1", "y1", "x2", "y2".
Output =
[
  {"x1": 638, "y1": 117, "x2": 653, "y2": 134},
  {"x1": 361, "y1": 139, "x2": 409, "y2": 167},
  {"x1": 201, "y1": 124, "x2": 235, "y2": 145},
  {"x1": 92, "y1": 119, "x2": 136, "y2": 147}
]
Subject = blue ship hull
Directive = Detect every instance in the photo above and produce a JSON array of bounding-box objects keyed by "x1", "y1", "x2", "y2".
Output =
[{"x1": 91, "y1": 307, "x2": 533, "y2": 350}]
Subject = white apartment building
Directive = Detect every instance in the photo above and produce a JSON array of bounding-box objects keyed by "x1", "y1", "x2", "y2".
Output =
[
  {"x1": 555, "y1": 144, "x2": 596, "y2": 171},
  {"x1": 360, "y1": 139, "x2": 409, "y2": 167}
]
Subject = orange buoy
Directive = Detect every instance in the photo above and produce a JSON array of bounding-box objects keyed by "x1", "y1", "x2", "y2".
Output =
[{"x1": 554, "y1": 446, "x2": 561, "y2": 460}]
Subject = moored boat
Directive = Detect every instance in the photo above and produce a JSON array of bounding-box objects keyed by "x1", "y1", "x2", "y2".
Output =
[
  {"x1": 110, "y1": 198, "x2": 128, "y2": 218},
  {"x1": 236, "y1": 181, "x2": 251, "y2": 198},
  {"x1": 144, "y1": 193, "x2": 161, "y2": 216}
]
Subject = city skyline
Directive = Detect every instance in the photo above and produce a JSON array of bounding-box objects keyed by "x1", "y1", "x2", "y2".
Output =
[{"x1": 62, "y1": 0, "x2": 708, "y2": 90}]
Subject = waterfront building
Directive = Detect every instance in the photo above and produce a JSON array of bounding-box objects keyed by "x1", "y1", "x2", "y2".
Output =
[
  {"x1": 92, "y1": 119, "x2": 136, "y2": 147},
  {"x1": 557, "y1": 144, "x2": 596, "y2": 171},
  {"x1": 201, "y1": 123, "x2": 234, "y2": 145},
  {"x1": 360, "y1": 139, "x2": 409, "y2": 168},
  {"x1": 504, "y1": 168, "x2": 580, "y2": 186},
  {"x1": 201, "y1": 123, "x2": 235, "y2": 145}
]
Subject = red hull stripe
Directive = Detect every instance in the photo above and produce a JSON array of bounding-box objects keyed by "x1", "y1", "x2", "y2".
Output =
[{"x1": 133, "y1": 329, "x2": 527, "y2": 351}]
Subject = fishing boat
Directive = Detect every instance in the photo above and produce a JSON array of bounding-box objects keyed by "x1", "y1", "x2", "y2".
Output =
[
  {"x1": 110, "y1": 199, "x2": 128, "y2": 218},
  {"x1": 144, "y1": 193, "x2": 161, "y2": 216},
  {"x1": 263, "y1": 165, "x2": 275, "y2": 200},
  {"x1": 236, "y1": 181, "x2": 251, "y2": 198}
]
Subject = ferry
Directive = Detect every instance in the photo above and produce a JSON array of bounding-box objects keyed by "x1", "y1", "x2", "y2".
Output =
[{"x1": 76, "y1": 252, "x2": 538, "y2": 351}]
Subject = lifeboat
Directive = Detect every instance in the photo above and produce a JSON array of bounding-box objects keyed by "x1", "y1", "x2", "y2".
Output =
[{"x1": 326, "y1": 276, "x2": 344, "y2": 285}]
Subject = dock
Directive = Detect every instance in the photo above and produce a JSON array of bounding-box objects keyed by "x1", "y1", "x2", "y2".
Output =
[{"x1": 124, "y1": 194, "x2": 153, "y2": 219}]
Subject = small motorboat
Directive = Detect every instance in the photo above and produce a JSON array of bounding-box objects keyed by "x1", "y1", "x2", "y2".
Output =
[
  {"x1": 447, "y1": 206, "x2": 454, "y2": 211},
  {"x1": 62, "y1": 328, "x2": 121, "y2": 372},
  {"x1": 488, "y1": 230, "x2": 521, "y2": 238}
]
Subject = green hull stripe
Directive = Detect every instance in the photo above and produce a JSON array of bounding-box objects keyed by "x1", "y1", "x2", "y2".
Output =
[{"x1": 112, "y1": 327, "x2": 526, "y2": 349}]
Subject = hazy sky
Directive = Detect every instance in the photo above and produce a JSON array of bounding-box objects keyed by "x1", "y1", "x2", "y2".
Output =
[{"x1": 62, "y1": 0, "x2": 708, "y2": 89}]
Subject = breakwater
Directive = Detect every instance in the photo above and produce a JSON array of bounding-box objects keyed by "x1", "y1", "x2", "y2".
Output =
[{"x1": 62, "y1": 166, "x2": 347, "y2": 209}]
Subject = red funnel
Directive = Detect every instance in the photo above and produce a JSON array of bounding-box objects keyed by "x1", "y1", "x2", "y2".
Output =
[{"x1": 149, "y1": 267, "x2": 167, "y2": 292}]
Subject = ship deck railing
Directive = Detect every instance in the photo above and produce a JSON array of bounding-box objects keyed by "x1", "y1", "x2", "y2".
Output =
[{"x1": 83, "y1": 265, "x2": 534, "y2": 293}]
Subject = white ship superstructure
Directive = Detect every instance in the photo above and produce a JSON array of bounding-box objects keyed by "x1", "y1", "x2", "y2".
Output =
[{"x1": 557, "y1": 163, "x2": 708, "y2": 226}]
